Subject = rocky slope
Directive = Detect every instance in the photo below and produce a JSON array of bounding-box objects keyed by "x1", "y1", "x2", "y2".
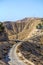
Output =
[
  {"x1": 0, "y1": 23, "x2": 16, "y2": 65},
  {"x1": 0, "y1": 17, "x2": 43, "y2": 65},
  {"x1": 3, "y1": 17, "x2": 43, "y2": 40},
  {"x1": 17, "y1": 35, "x2": 43, "y2": 65},
  {"x1": 0, "y1": 41, "x2": 16, "y2": 65}
]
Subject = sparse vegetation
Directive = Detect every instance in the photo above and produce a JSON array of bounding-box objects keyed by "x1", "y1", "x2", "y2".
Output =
[
  {"x1": 0, "y1": 18, "x2": 43, "y2": 65},
  {"x1": 36, "y1": 23, "x2": 43, "y2": 29},
  {"x1": 17, "y1": 40, "x2": 43, "y2": 65},
  {"x1": 0, "y1": 22, "x2": 4, "y2": 32}
]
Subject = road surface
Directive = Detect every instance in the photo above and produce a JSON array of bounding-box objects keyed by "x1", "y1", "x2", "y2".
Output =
[{"x1": 8, "y1": 43, "x2": 26, "y2": 65}]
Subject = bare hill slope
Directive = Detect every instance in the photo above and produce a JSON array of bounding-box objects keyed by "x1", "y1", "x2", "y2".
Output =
[{"x1": 3, "y1": 18, "x2": 43, "y2": 40}]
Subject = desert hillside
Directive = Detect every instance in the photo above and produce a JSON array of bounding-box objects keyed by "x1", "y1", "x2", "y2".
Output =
[
  {"x1": 17, "y1": 35, "x2": 43, "y2": 65},
  {"x1": 0, "y1": 17, "x2": 43, "y2": 65},
  {"x1": 3, "y1": 18, "x2": 43, "y2": 40}
]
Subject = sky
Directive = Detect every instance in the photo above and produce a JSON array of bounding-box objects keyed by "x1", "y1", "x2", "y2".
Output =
[{"x1": 0, "y1": 0, "x2": 43, "y2": 21}]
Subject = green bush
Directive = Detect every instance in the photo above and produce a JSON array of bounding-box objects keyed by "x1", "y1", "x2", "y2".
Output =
[
  {"x1": 0, "y1": 22, "x2": 4, "y2": 32},
  {"x1": 36, "y1": 23, "x2": 43, "y2": 29}
]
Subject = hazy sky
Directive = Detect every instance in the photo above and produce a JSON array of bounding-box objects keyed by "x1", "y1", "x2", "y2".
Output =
[{"x1": 0, "y1": 0, "x2": 43, "y2": 21}]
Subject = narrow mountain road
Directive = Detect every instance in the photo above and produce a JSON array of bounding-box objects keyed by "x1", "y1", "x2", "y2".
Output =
[
  {"x1": 8, "y1": 42, "x2": 35, "y2": 65},
  {"x1": 8, "y1": 43, "x2": 26, "y2": 65}
]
